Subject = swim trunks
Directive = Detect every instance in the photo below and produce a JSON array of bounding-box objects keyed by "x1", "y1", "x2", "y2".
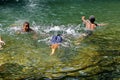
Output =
[
  {"x1": 85, "y1": 30, "x2": 93, "y2": 36},
  {"x1": 51, "y1": 44, "x2": 59, "y2": 49}
]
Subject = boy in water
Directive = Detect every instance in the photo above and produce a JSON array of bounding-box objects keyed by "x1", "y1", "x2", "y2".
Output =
[
  {"x1": 16, "y1": 22, "x2": 34, "y2": 33},
  {"x1": 0, "y1": 36, "x2": 5, "y2": 50},
  {"x1": 50, "y1": 34, "x2": 62, "y2": 55},
  {"x1": 22, "y1": 22, "x2": 34, "y2": 32},
  {"x1": 17, "y1": 22, "x2": 38, "y2": 39},
  {"x1": 82, "y1": 15, "x2": 106, "y2": 36},
  {"x1": 75, "y1": 15, "x2": 107, "y2": 45}
]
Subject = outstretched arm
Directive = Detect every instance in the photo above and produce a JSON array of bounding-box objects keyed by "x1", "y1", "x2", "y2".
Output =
[
  {"x1": 97, "y1": 23, "x2": 108, "y2": 26},
  {"x1": 82, "y1": 16, "x2": 87, "y2": 24}
]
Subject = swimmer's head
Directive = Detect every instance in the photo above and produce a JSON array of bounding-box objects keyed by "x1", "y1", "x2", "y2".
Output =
[
  {"x1": 23, "y1": 22, "x2": 30, "y2": 32},
  {"x1": 23, "y1": 22, "x2": 29, "y2": 28},
  {"x1": 89, "y1": 15, "x2": 95, "y2": 23},
  {"x1": 57, "y1": 34, "x2": 61, "y2": 36}
]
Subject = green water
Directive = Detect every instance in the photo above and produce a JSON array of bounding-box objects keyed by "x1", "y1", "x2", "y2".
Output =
[
  {"x1": 0, "y1": 0, "x2": 120, "y2": 80},
  {"x1": 0, "y1": 0, "x2": 119, "y2": 25}
]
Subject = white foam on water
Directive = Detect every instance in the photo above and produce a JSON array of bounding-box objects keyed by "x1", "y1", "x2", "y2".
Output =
[
  {"x1": 66, "y1": 27, "x2": 76, "y2": 34},
  {"x1": 3, "y1": 20, "x2": 84, "y2": 47},
  {"x1": 36, "y1": 24, "x2": 83, "y2": 47},
  {"x1": 9, "y1": 26, "x2": 21, "y2": 31},
  {"x1": 50, "y1": 26, "x2": 61, "y2": 31},
  {"x1": 0, "y1": 28, "x2": 2, "y2": 31},
  {"x1": 31, "y1": 21, "x2": 40, "y2": 32},
  {"x1": 0, "y1": 23, "x2": 3, "y2": 31},
  {"x1": 26, "y1": 0, "x2": 38, "y2": 10},
  {"x1": 7, "y1": 20, "x2": 25, "y2": 31},
  {"x1": 29, "y1": 3, "x2": 37, "y2": 7},
  {"x1": 0, "y1": 24, "x2": 2, "y2": 27},
  {"x1": 43, "y1": 26, "x2": 63, "y2": 33}
]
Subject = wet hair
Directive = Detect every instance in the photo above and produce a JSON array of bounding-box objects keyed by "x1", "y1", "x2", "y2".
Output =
[
  {"x1": 23, "y1": 22, "x2": 31, "y2": 32},
  {"x1": 24, "y1": 22, "x2": 30, "y2": 28},
  {"x1": 89, "y1": 15, "x2": 95, "y2": 23},
  {"x1": 57, "y1": 34, "x2": 61, "y2": 36}
]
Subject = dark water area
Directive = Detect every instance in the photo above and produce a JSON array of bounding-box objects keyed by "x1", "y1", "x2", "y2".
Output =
[{"x1": 0, "y1": 0, "x2": 120, "y2": 80}]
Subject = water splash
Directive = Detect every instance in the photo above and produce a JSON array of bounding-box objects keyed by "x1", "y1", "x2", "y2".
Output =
[
  {"x1": 0, "y1": 24, "x2": 2, "y2": 27},
  {"x1": 28, "y1": 0, "x2": 37, "y2": 7},
  {"x1": 4, "y1": 20, "x2": 85, "y2": 48}
]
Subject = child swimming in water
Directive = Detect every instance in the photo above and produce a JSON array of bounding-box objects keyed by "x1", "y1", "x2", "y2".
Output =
[
  {"x1": 22, "y1": 22, "x2": 34, "y2": 32},
  {"x1": 50, "y1": 34, "x2": 63, "y2": 55},
  {"x1": 82, "y1": 15, "x2": 107, "y2": 36},
  {"x1": 75, "y1": 15, "x2": 107, "y2": 45},
  {"x1": 17, "y1": 22, "x2": 38, "y2": 39}
]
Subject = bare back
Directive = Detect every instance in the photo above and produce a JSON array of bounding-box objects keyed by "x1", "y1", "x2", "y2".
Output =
[{"x1": 84, "y1": 20, "x2": 96, "y2": 31}]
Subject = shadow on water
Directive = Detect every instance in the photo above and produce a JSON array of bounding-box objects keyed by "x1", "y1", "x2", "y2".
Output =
[{"x1": 0, "y1": 63, "x2": 24, "y2": 79}]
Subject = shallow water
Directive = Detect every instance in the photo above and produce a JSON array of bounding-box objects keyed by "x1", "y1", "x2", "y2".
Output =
[{"x1": 0, "y1": 0, "x2": 120, "y2": 80}]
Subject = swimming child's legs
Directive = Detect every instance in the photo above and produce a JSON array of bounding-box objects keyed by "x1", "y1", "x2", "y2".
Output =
[
  {"x1": 85, "y1": 30, "x2": 93, "y2": 36},
  {"x1": 50, "y1": 44, "x2": 59, "y2": 55}
]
